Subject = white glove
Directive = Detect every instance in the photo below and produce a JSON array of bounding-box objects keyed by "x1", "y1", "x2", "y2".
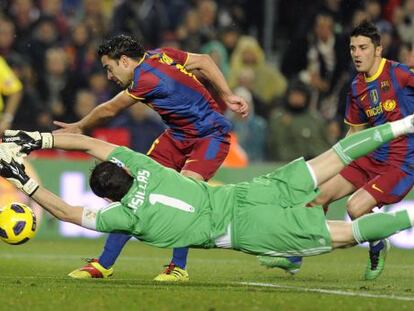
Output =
[
  {"x1": 0, "y1": 143, "x2": 25, "y2": 164},
  {"x1": 2, "y1": 130, "x2": 53, "y2": 154},
  {"x1": 0, "y1": 144, "x2": 38, "y2": 196}
]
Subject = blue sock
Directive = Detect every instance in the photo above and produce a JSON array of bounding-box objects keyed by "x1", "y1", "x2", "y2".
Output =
[
  {"x1": 370, "y1": 240, "x2": 384, "y2": 253},
  {"x1": 98, "y1": 233, "x2": 132, "y2": 269},
  {"x1": 171, "y1": 247, "x2": 189, "y2": 269},
  {"x1": 287, "y1": 256, "x2": 302, "y2": 264}
]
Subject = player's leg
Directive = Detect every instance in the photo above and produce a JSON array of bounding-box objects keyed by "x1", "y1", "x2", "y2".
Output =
[
  {"x1": 345, "y1": 188, "x2": 389, "y2": 280},
  {"x1": 156, "y1": 164, "x2": 200, "y2": 281},
  {"x1": 328, "y1": 208, "x2": 414, "y2": 249},
  {"x1": 308, "y1": 115, "x2": 414, "y2": 187},
  {"x1": 68, "y1": 131, "x2": 183, "y2": 280},
  {"x1": 260, "y1": 117, "x2": 414, "y2": 274},
  {"x1": 68, "y1": 233, "x2": 131, "y2": 279},
  {"x1": 309, "y1": 174, "x2": 356, "y2": 208},
  {"x1": 347, "y1": 165, "x2": 414, "y2": 280},
  {"x1": 154, "y1": 133, "x2": 230, "y2": 282},
  {"x1": 145, "y1": 132, "x2": 193, "y2": 281}
]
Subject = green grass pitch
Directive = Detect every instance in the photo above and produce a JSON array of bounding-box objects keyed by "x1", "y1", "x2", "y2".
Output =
[{"x1": 0, "y1": 238, "x2": 413, "y2": 311}]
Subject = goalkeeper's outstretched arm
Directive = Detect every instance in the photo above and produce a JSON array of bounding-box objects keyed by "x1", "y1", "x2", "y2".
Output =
[
  {"x1": 0, "y1": 145, "x2": 87, "y2": 228},
  {"x1": 52, "y1": 133, "x2": 117, "y2": 161},
  {"x1": 31, "y1": 187, "x2": 84, "y2": 226},
  {"x1": 3, "y1": 130, "x2": 118, "y2": 161}
]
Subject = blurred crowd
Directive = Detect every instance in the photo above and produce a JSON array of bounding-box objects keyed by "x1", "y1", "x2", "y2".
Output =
[{"x1": 1, "y1": 0, "x2": 414, "y2": 163}]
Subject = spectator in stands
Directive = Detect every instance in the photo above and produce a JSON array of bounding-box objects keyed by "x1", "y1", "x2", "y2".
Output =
[
  {"x1": 73, "y1": 0, "x2": 108, "y2": 42},
  {"x1": 229, "y1": 36, "x2": 287, "y2": 114},
  {"x1": 64, "y1": 22, "x2": 98, "y2": 80},
  {"x1": 110, "y1": 0, "x2": 169, "y2": 48},
  {"x1": 228, "y1": 86, "x2": 267, "y2": 162},
  {"x1": 8, "y1": 0, "x2": 40, "y2": 44},
  {"x1": 87, "y1": 68, "x2": 115, "y2": 103},
  {"x1": 393, "y1": 0, "x2": 414, "y2": 44},
  {"x1": 176, "y1": 9, "x2": 203, "y2": 52},
  {"x1": 201, "y1": 40, "x2": 229, "y2": 78},
  {"x1": 37, "y1": 48, "x2": 77, "y2": 123},
  {"x1": 7, "y1": 54, "x2": 50, "y2": 131},
  {"x1": 284, "y1": 13, "x2": 349, "y2": 116},
  {"x1": 219, "y1": 25, "x2": 241, "y2": 57},
  {"x1": 267, "y1": 80, "x2": 330, "y2": 161},
  {"x1": 197, "y1": 0, "x2": 218, "y2": 45},
  {"x1": 38, "y1": 0, "x2": 69, "y2": 38},
  {"x1": 0, "y1": 17, "x2": 19, "y2": 58},
  {"x1": 27, "y1": 16, "x2": 61, "y2": 75},
  {"x1": 114, "y1": 104, "x2": 166, "y2": 153}
]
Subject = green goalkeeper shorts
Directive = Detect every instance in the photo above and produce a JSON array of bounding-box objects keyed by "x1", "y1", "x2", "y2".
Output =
[{"x1": 231, "y1": 158, "x2": 332, "y2": 256}]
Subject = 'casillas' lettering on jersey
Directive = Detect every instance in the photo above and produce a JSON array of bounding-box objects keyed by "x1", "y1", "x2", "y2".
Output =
[{"x1": 129, "y1": 169, "x2": 150, "y2": 210}]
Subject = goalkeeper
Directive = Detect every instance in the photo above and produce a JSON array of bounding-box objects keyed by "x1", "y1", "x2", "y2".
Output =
[{"x1": 1, "y1": 116, "x2": 414, "y2": 262}]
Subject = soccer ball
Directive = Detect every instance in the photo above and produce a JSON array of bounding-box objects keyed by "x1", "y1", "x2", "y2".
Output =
[{"x1": 0, "y1": 202, "x2": 37, "y2": 245}]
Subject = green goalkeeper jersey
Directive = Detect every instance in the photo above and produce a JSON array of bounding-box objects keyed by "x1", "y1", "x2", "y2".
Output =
[{"x1": 95, "y1": 146, "x2": 235, "y2": 249}]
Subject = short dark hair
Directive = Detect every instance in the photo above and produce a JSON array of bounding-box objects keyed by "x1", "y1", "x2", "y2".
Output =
[
  {"x1": 97, "y1": 35, "x2": 145, "y2": 61},
  {"x1": 288, "y1": 80, "x2": 311, "y2": 104},
  {"x1": 350, "y1": 20, "x2": 381, "y2": 46},
  {"x1": 89, "y1": 161, "x2": 133, "y2": 201}
]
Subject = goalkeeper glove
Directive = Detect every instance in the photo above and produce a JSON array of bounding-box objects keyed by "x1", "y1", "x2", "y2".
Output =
[
  {"x1": 0, "y1": 156, "x2": 38, "y2": 196},
  {"x1": 0, "y1": 142, "x2": 26, "y2": 164},
  {"x1": 2, "y1": 130, "x2": 53, "y2": 154}
]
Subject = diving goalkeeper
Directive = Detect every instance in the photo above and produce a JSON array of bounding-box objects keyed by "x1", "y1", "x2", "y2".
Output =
[{"x1": 1, "y1": 116, "x2": 414, "y2": 262}]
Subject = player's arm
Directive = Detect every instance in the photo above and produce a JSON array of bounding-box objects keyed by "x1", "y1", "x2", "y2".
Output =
[
  {"x1": 53, "y1": 91, "x2": 136, "y2": 134},
  {"x1": 185, "y1": 53, "x2": 249, "y2": 117},
  {"x1": 53, "y1": 133, "x2": 117, "y2": 161},
  {"x1": 1, "y1": 90, "x2": 22, "y2": 132},
  {"x1": 31, "y1": 187, "x2": 84, "y2": 226},
  {"x1": 2, "y1": 131, "x2": 117, "y2": 161},
  {"x1": 0, "y1": 58, "x2": 23, "y2": 134},
  {"x1": 0, "y1": 145, "x2": 85, "y2": 226}
]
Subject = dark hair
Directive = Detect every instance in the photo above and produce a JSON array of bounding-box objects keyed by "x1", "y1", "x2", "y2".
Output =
[
  {"x1": 287, "y1": 80, "x2": 311, "y2": 103},
  {"x1": 97, "y1": 35, "x2": 145, "y2": 61},
  {"x1": 89, "y1": 161, "x2": 133, "y2": 201},
  {"x1": 350, "y1": 20, "x2": 381, "y2": 46}
]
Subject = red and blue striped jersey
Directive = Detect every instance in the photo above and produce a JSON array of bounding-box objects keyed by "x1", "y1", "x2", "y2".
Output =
[
  {"x1": 125, "y1": 47, "x2": 231, "y2": 140},
  {"x1": 345, "y1": 58, "x2": 414, "y2": 172}
]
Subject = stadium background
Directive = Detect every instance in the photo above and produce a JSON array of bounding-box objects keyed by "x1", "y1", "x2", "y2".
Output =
[{"x1": 1, "y1": 0, "x2": 414, "y2": 247}]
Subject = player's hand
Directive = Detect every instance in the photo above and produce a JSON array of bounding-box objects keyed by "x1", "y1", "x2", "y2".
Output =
[
  {"x1": 0, "y1": 143, "x2": 25, "y2": 164},
  {"x1": 224, "y1": 94, "x2": 249, "y2": 118},
  {"x1": 2, "y1": 130, "x2": 53, "y2": 154},
  {"x1": 0, "y1": 144, "x2": 38, "y2": 196},
  {"x1": 53, "y1": 121, "x2": 83, "y2": 134}
]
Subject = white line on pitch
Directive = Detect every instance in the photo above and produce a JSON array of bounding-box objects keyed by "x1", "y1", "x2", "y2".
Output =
[{"x1": 238, "y1": 282, "x2": 414, "y2": 302}]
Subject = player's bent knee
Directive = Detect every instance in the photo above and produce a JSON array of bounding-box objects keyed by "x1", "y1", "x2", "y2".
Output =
[
  {"x1": 311, "y1": 192, "x2": 333, "y2": 206},
  {"x1": 346, "y1": 202, "x2": 368, "y2": 219}
]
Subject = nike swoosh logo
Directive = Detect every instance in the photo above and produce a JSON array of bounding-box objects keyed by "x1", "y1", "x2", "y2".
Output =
[
  {"x1": 185, "y1": 159, "x2": 198, "y2": 163},
  {"x1": 371, "y1": 183, "x2": 384, "y2": 193}
]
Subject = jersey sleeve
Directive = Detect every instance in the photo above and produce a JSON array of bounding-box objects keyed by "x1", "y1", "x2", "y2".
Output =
[
  {"x1": 0, "y1": 57, "x2": 22, "y2": 96},
  {"x1": 344, "y1": 89, "x2": 368, "y2": 126},
  {"x1": 95, "y1": 202, "x2": 135, "y2": 233},
  {"x1": 159, "y1": 47, "x2": 189, "y2": 66}
]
